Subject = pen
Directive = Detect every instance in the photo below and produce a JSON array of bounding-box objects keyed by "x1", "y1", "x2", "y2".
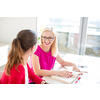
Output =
[{"x1": 75, "y1": 77, "x2": 81, "y2": 84}]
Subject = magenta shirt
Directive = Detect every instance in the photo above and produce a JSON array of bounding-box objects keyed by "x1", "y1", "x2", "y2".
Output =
[{"x1": 28, "y1": 45, "x2": 56, "y2": 83}]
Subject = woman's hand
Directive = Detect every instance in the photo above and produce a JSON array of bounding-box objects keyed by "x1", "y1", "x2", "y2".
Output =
[
  {"x1": 57, "y1": 70, "x2": 73, "y2": 78},
  {"x1": 73, "y1": 64, "x2": 83, "y2": 75},
  {"x1": 41, "y1": 81, "x2": 49, "y2": 84}
]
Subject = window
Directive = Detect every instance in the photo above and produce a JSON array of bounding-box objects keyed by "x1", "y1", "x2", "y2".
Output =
[
  {"x1": 85, "y1": 17, "x2": 100, "y2": 57},
  {"x1": 37, "y1": 17, "x2": 100, "y2": 57}
]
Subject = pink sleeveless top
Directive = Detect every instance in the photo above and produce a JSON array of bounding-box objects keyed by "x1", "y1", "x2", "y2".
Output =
[{"x1": 28, "y1": 45, "x2": 56, "y2": 83}]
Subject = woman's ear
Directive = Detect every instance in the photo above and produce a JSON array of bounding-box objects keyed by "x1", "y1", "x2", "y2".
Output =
[
  {"x1": 53, "y1": 36, "x2": 57, "y2": 43},
  {"x1": 54, "y1": 36, "x2": 57, "y2": 41},
  {"x1": 31, "y1": 46, "x2": 34, "y2": 51}
]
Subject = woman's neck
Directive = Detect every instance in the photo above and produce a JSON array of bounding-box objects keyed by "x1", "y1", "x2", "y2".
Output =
[
  {"x1": 40, "y1": 44, "x2": 51, "y2": 52},
  {"x1": 23, "y1": 50, "x2": 30, "y2": 65}
]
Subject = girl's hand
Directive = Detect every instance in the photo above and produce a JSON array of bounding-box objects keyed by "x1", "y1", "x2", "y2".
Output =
[
  {"x1": 57, "y1": 70, "x2": 73, "y2": 78},
  {"x1": 41, "y1": 81, "x2": 49, "y2": 84},
  {"x1": 73, "y1": 64, "x2": 83, "y2": 75}
]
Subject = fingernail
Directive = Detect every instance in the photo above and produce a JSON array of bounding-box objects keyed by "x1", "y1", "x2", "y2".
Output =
[
  {"x1": 78, "y1": 77, "x2": 81, "y2": 80},
  {"x1": 75, "y1": 81, "x2": 77, "y2": 83}
]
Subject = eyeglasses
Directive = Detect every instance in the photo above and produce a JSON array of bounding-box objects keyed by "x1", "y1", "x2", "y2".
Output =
[{"x1": 41, "y1": 36, "x2": 55, "y2": 41}]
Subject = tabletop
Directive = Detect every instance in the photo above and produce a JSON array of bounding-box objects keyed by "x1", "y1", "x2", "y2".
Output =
[{"x1": 42, "y1": 54, "x2": 100, "y2": 84}]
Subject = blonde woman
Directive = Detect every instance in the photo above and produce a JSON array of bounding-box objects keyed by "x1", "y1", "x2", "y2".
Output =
[{"x1": 28, "y1": 27, "x2": 82, "y2": 82}]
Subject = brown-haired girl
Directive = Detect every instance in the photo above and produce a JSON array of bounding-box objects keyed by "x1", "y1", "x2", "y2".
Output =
[{"x1": 0, "y1": 29, "x2": 47, "y2": 84}]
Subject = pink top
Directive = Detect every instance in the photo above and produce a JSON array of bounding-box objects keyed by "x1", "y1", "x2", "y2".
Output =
[{"x1": 28, "y1": 45, "x2": 56, "y2": 83}]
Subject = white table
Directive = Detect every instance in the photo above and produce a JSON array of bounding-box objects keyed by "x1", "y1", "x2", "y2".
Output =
[
  {"x1": 0, "y1": 43, "x2": 9, "y2": 67},
  {"x1": 42, "y1": 54, "x2": 100, "y2": 84}
]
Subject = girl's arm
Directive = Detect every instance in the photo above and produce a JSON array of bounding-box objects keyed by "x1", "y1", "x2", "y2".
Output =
[
  {"x1": 27, "y1": 63, "x2": 46, "y2": 84},
  {"x1": 56, "y1": 53, "x2": 74, "y2": 66},
  {"x1": 32, "y1": 54, "x2": 72, "y2": 78},
  {"x1": 56, "y1": 53, "x2": 81, "y2": 73},
  {"x1": 32, "y1": 54, "x2": 58, "y2": 76}
]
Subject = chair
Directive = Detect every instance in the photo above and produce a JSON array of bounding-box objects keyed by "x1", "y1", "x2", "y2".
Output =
[{"x1": 0, "y1": 71, "x2": 3, "y2": 84}]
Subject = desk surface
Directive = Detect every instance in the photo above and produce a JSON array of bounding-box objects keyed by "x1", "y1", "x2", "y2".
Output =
[
  {"x1": 42, "y1": 54, "x2": 100, "y2": 84},
  {"x1": 0, "y1": 43, "x2": 9, "y2": 67},
  {"x1": 43, "y1": 73, "x2": 90, "y2": 84},
  {"x1": 0, "y1": 43, "x2": 9, "y2": 47}
]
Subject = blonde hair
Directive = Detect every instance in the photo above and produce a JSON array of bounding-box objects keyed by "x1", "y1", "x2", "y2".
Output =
[{"x1": 41, "y1": 27, "x2": 58, "y2": 57}]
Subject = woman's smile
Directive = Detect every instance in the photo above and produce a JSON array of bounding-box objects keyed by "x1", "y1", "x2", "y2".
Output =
[{"x1": 44, "y1": 42, "x2": 51, "y2": 45}]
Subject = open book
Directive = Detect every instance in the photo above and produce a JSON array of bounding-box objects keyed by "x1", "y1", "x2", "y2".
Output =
[
  {"x1": 50, "y1": 65, "x2": 88, "y2": 84},
  {"x1": 51, "y1": 70, "x2": 81, "y2": 84}
]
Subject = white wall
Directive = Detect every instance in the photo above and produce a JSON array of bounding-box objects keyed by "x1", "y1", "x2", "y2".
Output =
[{"x1": 0, "y1": 17, "x2": 37, "y2": 44}]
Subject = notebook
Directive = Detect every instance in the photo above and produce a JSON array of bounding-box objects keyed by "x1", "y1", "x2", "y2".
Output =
[{"x1": 51, "y1": 70, "x2": 81, "y2": 84}]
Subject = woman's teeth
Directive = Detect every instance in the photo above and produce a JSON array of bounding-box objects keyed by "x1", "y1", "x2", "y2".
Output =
[{"x1": 45, "y1": 42, "x2": 50, "y2": 45}]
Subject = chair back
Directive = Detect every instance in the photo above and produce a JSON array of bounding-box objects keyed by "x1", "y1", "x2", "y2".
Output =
[{"x1": 0, "y1": 71, "x2": 3, "y2": 84}]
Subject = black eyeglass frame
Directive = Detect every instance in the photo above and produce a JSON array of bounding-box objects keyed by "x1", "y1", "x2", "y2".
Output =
[{"x1": 41, "y1": 36, "x2": 55, "y2": 41}]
